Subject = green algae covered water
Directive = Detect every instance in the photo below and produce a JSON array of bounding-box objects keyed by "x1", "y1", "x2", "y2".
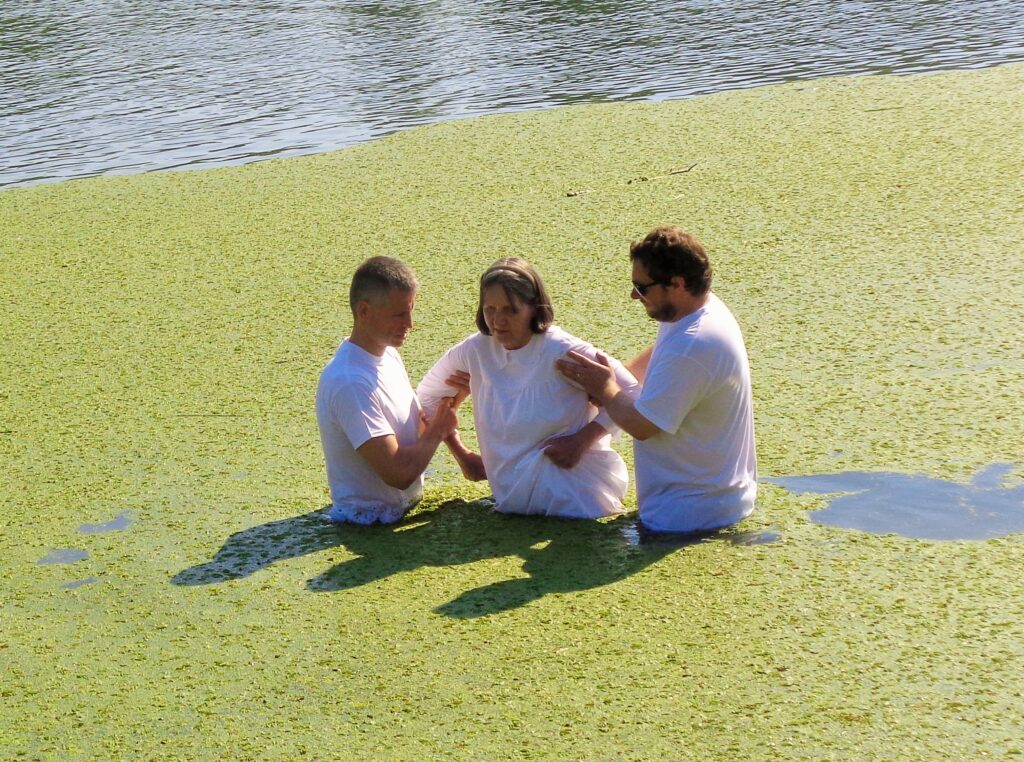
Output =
[{"x1": 2, "y1": 65, "x2": 1023, "y2": 758}]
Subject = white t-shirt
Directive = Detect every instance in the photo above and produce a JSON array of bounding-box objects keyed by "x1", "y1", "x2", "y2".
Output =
[
  {"x1": 633, "y1": 293, "x2": 757, "y2": 532},
  {"x1": 417, "y1": 327, "x2": 639, "y2": 518},
  {"x1": 315, "y1": 340, "x2": 423, "y2": 524}
]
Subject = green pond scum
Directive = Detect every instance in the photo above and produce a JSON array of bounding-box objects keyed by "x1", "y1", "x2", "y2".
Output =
[{"x1": 2, "y1": 65, "x2": 1023, "y2": 759}]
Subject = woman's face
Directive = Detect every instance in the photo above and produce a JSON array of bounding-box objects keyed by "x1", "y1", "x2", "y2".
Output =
[{"x1": 482, "y1": 284, "x2": 535, "y2": 350}]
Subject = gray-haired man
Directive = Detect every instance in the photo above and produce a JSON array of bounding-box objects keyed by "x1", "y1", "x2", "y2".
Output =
[{"x1": 316, "y1": 256, "x2": 458, "y2": 525}]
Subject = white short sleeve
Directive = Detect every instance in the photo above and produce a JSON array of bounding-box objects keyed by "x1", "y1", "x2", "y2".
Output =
[
  {"x1": 417, "y1": 336, "x2": 473, "y2": 415},
  {"x1": 333, "y1": 381, "x2": 396, "y2": 450},
  {"x1": 635, "y1": 353, "x2": 712, "y2": 435}
]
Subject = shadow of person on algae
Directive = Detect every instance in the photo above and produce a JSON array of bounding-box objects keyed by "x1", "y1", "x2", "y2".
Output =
[{"x1": 173, "y1": 499, "x2": 769, "y2": 618}]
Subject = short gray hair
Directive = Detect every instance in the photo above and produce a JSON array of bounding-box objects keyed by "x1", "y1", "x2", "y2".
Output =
[{"x1": 349, "y1": 256, "x2": 418, "y2": 314}]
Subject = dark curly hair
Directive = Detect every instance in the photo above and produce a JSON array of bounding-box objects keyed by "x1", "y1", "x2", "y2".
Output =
[{"x1": 629, "y1": 226, "x2": 713, "y2": 296}]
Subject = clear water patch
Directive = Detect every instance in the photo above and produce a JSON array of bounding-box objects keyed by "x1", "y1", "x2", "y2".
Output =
[
  {"x1": 78, "y1": 512, "x2": 133, "y2": 534},
  {"x1": 766, "y1": 463, "x2": 1024, "y2": 540},
  {"x1": 61, "y1": 577, "x2": 99, "y2": 590},
  {"x1": 37, "y1": 548, "x2": 90, "y2": 565}
]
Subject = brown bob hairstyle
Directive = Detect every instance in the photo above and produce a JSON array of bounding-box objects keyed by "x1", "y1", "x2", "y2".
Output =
[{"x1": 475, "y1": 257, "x2": 555, "y2": 336}]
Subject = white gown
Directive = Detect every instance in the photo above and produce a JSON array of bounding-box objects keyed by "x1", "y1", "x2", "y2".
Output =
[{"x1": 417, "y1": 327, "x2": 640, "y2": 518}]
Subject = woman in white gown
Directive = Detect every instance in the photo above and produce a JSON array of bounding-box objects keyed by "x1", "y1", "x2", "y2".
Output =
[{"x1": 417, "y1": 258, "x2": 640, "y2": 518}]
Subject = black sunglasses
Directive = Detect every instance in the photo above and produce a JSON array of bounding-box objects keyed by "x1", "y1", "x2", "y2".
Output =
[{"x1": 631, "y1": 279, "x2": 669, "y2": 297}]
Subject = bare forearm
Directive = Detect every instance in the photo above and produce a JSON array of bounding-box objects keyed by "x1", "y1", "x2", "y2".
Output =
[
  {"x1": 387, "y1": 431, "x2": 446, "y2": 489},
  {"x1": 359, "y1": 399, "x2": 458, "y2": 490},
  {"x1": 574, "y1": 420, "x2": 608, "y2": 449},
  {"x1": 625, "y1": 346, "x2": 653, "y2": 384},
  {"x1": 604, "y1": 391, "x2": 661, "y2": 441},
  {"x1": 444, "y1": 432, "x2": 474, "y2": 465},
  {"x1": 556, "y1": 349, "x2": 660, "y2": 441},
  {"x1": 444, "y1": 432, "x2": 487, "y2": 481}
]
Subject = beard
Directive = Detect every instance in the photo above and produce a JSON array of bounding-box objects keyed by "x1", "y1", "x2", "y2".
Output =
[{"x1": 647, "y1": 302, "x2": 680, "y2": 322}]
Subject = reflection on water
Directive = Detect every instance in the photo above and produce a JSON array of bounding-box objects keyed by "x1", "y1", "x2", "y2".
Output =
[
  {"x1": 2, "y1": 0, "x2": 1023, "y2": 187},
  {"x1": 767, "y1": 463, "x2": 1024, "y2": 541},
  {"x1": 620, "y1": 521, "x2": 780, "y2": 548}
]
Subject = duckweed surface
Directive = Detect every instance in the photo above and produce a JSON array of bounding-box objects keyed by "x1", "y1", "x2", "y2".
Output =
[{"x1": 2, "y1": 65, "x2": 1023, "y2": 759}]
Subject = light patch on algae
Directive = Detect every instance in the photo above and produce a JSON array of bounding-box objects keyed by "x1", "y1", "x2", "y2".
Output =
[{"x1": 2, "y1": 64, "x2": 1023, "y2": 758}]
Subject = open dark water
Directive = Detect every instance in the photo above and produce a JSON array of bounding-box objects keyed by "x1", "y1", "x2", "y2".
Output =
[{"x1": 2, "y1": 0, "x2": 1023, "y2": 188}]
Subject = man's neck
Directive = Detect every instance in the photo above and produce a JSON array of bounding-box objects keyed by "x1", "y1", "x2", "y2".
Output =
[
  {"x1": 348, "y1": 327, "x2": 386, "y2": 357},
  {"x1": 665, "y1": 291, "x2": 710, "y2": 323}
]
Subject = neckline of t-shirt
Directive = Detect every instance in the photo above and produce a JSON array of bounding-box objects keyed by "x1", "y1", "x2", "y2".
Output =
[
  {"x1": 663, "y1": 295, "x2": 716, "y2": 336},
  {"x1": 342, "y1": 337, "x2": 388, "y2": 365}
]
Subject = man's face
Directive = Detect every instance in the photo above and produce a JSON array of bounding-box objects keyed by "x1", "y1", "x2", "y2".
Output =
[
  {"x1": 364, "y1": 288, "x2": 416, "y2": 348},
  {"x1": 630, "y1": 260, "x2": 678, "y2": 322}
]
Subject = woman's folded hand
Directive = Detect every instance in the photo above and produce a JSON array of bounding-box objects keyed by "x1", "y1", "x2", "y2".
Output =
[{"x1": 541, "y1": 432, "x2": 587, "y2": 470}]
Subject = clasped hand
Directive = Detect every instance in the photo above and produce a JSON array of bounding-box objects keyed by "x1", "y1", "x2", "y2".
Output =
[
  {"x1": 420, "y1": 396, "x2": 459, "y2": 439},
  {"x1": 541, "y1": 431, "x2": 588, "y2": 470}
]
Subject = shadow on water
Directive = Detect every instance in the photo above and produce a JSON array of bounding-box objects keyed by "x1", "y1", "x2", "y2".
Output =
[
  {"x1": 429, "y1": 517, "x2": 778, "y2": 619},
  {"x1": 171, "y1": 508, "x2": 345, "y2": 585},
  {"x1": 766, "y1": 462, "x2": 1024, "y2": 541},
  {"x1": 173, "y1": 500, "x2": 773, "y2": 618}
]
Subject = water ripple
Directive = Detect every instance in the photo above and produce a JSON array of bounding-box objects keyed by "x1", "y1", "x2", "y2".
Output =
[{"x1": 2, "y1": 0, "x2": 1023, "y2": 188}]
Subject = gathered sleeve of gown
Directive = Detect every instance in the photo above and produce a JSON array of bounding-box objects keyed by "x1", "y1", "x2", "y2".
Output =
[
  {"x1": 416, "y1": 335, "x2": 474, "y2": 417},
  {"x1": 561, "y1": 335, "x2": 641, "y2": 437}
]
